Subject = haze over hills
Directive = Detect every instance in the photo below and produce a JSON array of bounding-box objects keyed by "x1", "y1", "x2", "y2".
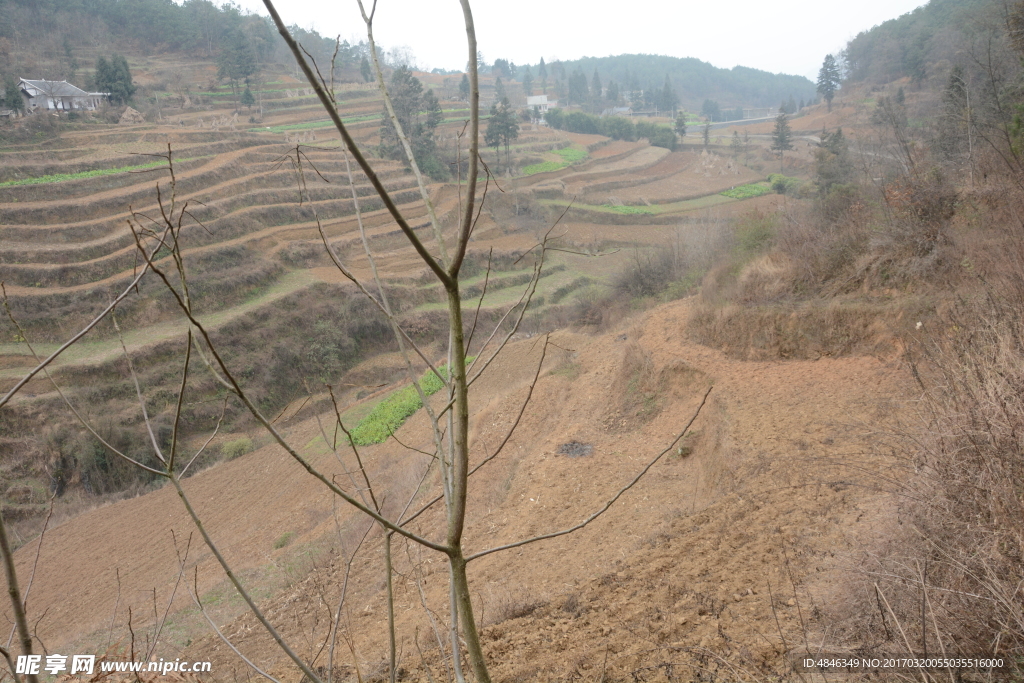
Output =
[{"x1": 518, "y1": 54, "x2": 817, "y2": 110}]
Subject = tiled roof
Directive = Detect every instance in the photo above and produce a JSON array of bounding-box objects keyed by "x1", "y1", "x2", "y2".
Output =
[{"x1": 19, "y1": 79, "x2": 91, "y2": 98}]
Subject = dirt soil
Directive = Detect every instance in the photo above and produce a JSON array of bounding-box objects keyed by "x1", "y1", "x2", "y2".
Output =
[{"x1": 7, "y1": 296, "x2": 908, "y2": 682}]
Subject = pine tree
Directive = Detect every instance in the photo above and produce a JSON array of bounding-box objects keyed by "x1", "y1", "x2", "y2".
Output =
[
  {"x1": 606, "y1": 80, "x2": 619, "y2": 103},
  {"x1": 485, "y1": 97, "x2": 519, "y2": 171},
  {"x1": 360, "y1": 57, "x2": 373, "y2": 83},
  {"x1": 459, "y1": 73, "x2": 470, "y2": 101},
  {"x1": 660, "y1": 75, "x2": 677, "y2": 116},
  {"x1": 771, "y1": 113, "x2": 794, "y2": 172},
  {"x1": 730, "y1": 130, "x2": 742, "y2": 156},
  {"x1": 521, "y1": 67, "x2": 533, "y2": 97},
  {"x1": 674, "y1": 114, "x2": 687, "y2": 137},
  {"x1": 241, "y1": 85, "x2": 255, "y2": 109},
  {"x1": 95, "y1": 54, "x2": 137, "y2": 105},
  {"x1": 4, "y1": 76, "x2": 24, "y2": 113},
  {"x1": 591, "y1": 70, "x2": 602, "y2": 107},
  {"x1": 787, "y1": 95, "x2": 797, "y2": 115},
  {"x1": 538, "y1": 57, "x2": 547, "y2": 93},
  {"x1": 817, "y1": 54, "x2": 841, "y2": 112},
  {"x1": 702, "y1": 121, "x2": 711, "y2": 149}
]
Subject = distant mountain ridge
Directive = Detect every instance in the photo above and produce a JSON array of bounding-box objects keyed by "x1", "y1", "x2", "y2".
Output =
[{"x1": 520, "y1": 53, "x2": 816, "y2": 110}]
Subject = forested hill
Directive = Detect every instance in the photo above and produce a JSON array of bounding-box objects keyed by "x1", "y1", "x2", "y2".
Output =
[
  {"x1": 843, "y1": 0, "x2": 993, "y2": 84},
  {"x1": 0, "y1": 0, "x2": 356, "y2": 81},
  {"x1": 521, "y1": 54, "x2": 817, "y2": 109}
]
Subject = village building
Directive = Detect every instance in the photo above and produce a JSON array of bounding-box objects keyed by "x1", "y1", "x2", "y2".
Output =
[
  {"x1": 526, "y1": 94, "x2": 557, "y2": 113},
  {"x1": 18, "y1": 79, "x2": 109, "y2": 112}
]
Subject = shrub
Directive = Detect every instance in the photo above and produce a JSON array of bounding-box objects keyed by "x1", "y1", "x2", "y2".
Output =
[
  {"x1": 734, "y1": 211, "x2": 777, "y2": 256},
  {"x1": 767, "y1": 173, "x2": 800, "y2": 195},
  {"x1": 221, "y1": 436, "x2": 254, "y2": 461},
  {"x1": 273, "y1": 531, "x2": 294, "y2": 549}
]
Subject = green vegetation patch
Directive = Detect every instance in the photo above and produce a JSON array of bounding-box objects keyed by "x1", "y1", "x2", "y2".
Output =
[
  {"x1": 0, "y1": 158, "x2": 203, "y2": 187},
  {"x1": 720, "y1": 183, "x2": 770, "y2": 199},
  {"x1": 522, "y1": 146, "x2": 588, "y2": 175},
  {"x1": 522, "y1": 160, "x2": 567, "y2": 175},
  {"x1": 555, "y1": 146, "x2": 588, "y2": 164},
  {"x1": 602, "y1": 204, "x2": 655, "y2": 215},
  {"x1": 349, "y1": 358, "x2": 474, "y2": 445},
  {"x1": 767, "y1": 174, "x2": 801, "y2": 194}
]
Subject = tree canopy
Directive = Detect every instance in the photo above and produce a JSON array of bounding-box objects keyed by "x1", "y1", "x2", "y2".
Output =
[
  {"x1": 485, "y1": 97, "x2": 520, "y2": 170},
  {"x1": 518, "y1": 53, "x2": 815, "y2": 108},
  {"x1": 94, "y1": 54, "x2": 136, "y2": 105},
  {"x1": 817, "y1": 54, "x2": 840, "y2": 112},
  {"x1": 378, "y1": 66, "x2": 446, "y2": 179}
]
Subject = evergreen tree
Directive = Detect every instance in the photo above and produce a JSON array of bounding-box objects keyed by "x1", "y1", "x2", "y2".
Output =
[
  {"x1": 4, "y1": 76, "x2": 24, "y2": 113},
  {"x1": 377, "y1": 66, "x2": 445, "y2": 178},
  {"x1": 493, "y1": 58, "x2": 511, "y2": 80},
  {"x1": 730, "y1": 130, "x2": 742, "y2": 156},
  {"x1": 787, "y1": 95, "x2": 797, "y2": 114},
  {"x1": 674, "y1": 114, "x2": 687, "y2": 137},
  {"x1": 216, "y1": 31, "x2": 257, "y2": 108},
  {"x1": 538, "y1": 57, "x2": 547, "y2": 93},
  {"x1": 241, "y1": 84, "x2": 255, "y2": 109},
  {"x1": 568, "y1": 68, "x2": 588, "y2": 106},
  {"x1": 798, "y1": 98, "x2": 805, "y2": 111},
  {"x1": 895, "y1": 86, "x2": 905, "y2": 106},
  {"x1": 701, "y1": 99, "x2": 720, "y2": 122},
  {"x1": 484, "y1": 97, "x2": 519, "y2": 171},
  {"x1": 521, "y1": 67, "x2": 533, "y2": 97},
  {"x1": 495, "y1": 76, "x2": 506, "y2": 101},
  {"x1": 606, "y1": 80, "x2": 619, "y2": 103},
  {"x1": 459, "y1": 73, "x2": 470, "y2": 100},
  {"x1": 659, "y1": 75, "x2": 677, "y2": 116},
  {"x1": 771, "y1": 113, "x2": 794, "y2": 172},
  {"x1": 591, "y1": 70, "x2": 602, "y2": 105},
  {"x1": 702, "y1": 121, "x2": 711, "y2": 148},
  {"x1": 95, "y1": 54, "x2": 136, "y2": 105},
  {"x1": 817, "y1": 54, "x2": 841, "y2": 112},
  {"x1": 360, "y1": 57, "x2": 373, "y2": 83},
  {"x1": 938, "y1": 65, "x2": 971, "y2": 163},
  {"x1": 814, "y1": 127, "x2": 852, "y2": 194}
]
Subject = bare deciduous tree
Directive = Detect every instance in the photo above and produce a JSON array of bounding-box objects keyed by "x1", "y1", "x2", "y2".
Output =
[{"x1": 0, "y1": 2, "x2": 711, "y2": 681}]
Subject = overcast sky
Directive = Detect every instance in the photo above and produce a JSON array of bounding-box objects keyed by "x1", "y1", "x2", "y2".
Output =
[{"x1": 226, "y1": 0, "x2": 929, "y2": 80}]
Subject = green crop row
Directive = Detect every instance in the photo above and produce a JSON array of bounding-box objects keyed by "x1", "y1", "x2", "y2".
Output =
[
  {"x1": 0, "y1": 157, "x2": 204, "y2": 187},
  {"x1": 720, "y1": 183, "x2": 770, "y2": 199},
  {"x1": 602, "y1": 204, "x2": 654, "y2": 214},
  {"x1": 522, "y1": 160, "x2": 567, "y2": 175},
  {"x1": 349, "y1": 358, "x2": 475, "y2": 445}
]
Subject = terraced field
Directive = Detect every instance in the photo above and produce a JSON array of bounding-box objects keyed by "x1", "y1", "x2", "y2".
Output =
[{"x1": 0, "y1": 68, "x2": 781, "y2": 527}]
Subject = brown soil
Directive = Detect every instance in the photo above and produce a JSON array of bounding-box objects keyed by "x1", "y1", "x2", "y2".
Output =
[{"x1": 7, "y1": 296, "x2": 908, "y2": 681}]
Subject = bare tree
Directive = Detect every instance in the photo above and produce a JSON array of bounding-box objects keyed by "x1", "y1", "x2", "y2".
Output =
[{"x1": 0, "y1": 2, "x2": 711, "y2": 681}]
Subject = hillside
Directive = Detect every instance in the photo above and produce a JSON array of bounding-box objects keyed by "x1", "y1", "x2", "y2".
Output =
[
  {"x1": 843, "y1": 0, "x2": 994, "y2": 84},
  {"x1": 521, "y1": 54, "x2": 817, "y2": 110},
  {"x1": 3, "y1": 0, "x2": 1024, "y2": 680}
]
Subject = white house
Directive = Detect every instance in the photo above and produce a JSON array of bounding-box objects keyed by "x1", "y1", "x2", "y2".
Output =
[
  {"x1": 19, "y1": 79, "x2": 108, "y2": 112},
  {"x1": 526, "y1": 95, "x2": 557, "y2": 112}
]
